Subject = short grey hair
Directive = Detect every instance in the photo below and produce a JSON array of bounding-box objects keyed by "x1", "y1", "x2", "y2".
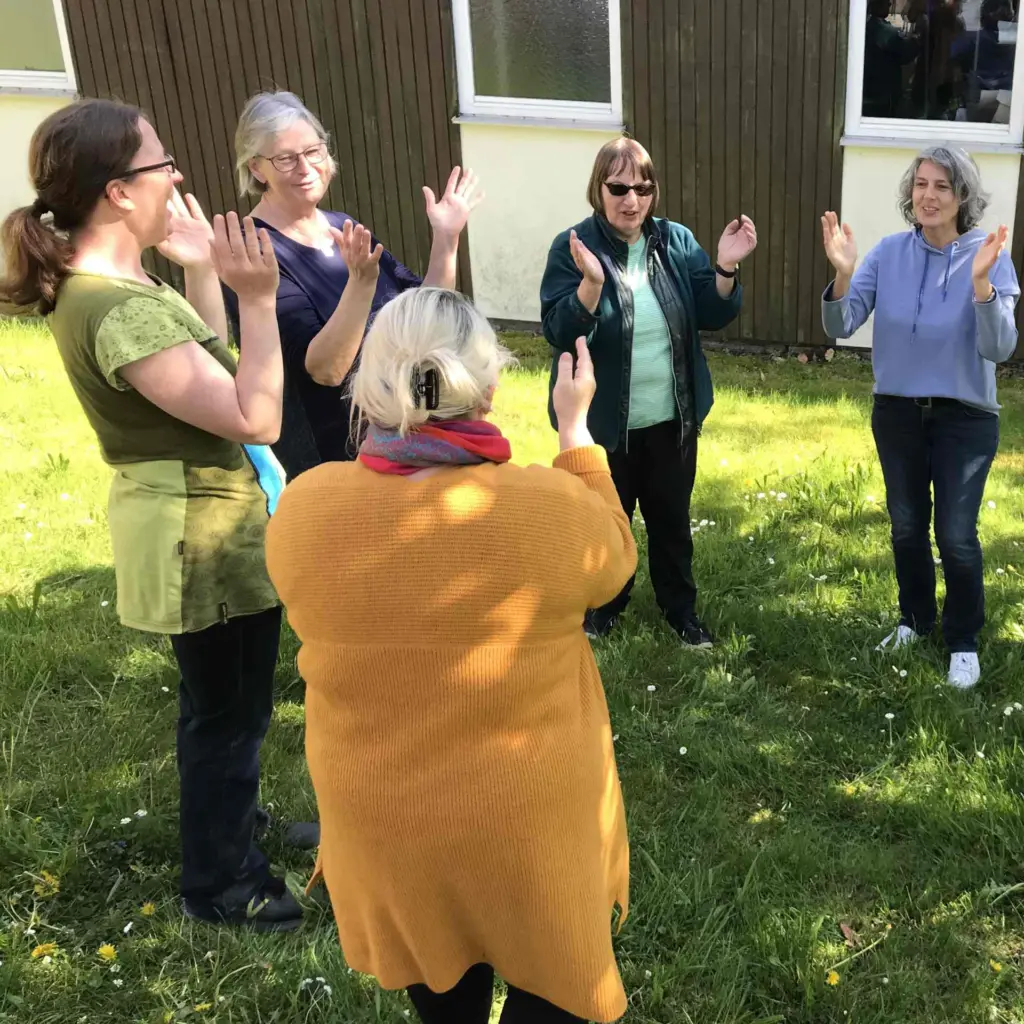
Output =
[
  {"x1": 897, "y1": 145, "x2": 989, "y2": 235},
  {"x1": 233, "y1": 91, "x2": 335, "y2": 197}
]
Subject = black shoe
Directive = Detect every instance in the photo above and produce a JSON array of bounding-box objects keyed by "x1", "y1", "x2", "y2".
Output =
[
  {"x1": 584, "y1": 610, "x2": 619, "y2": 639},
  {"x1": 254, "y1": 807, "x2": 272, "y2": 839},
  {"x1": 285, "y1": 821, "x2": 321, "y2": 850},
  {"x1": 674, "y1": 615, "x2": 714, "y2": 650},
  {"x1": 183, "y1": 875, "x2": 303, "y2": 933}
]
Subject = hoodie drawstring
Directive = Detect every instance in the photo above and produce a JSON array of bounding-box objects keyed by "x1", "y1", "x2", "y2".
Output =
[
  {"x1": 912, "y1": 253, "x2": 930, "y2": 342},
  {"x1": 942, "y1": 242, "x2": 958, "y2": 301}
]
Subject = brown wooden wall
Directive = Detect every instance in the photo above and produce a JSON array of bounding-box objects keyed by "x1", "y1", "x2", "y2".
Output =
[
  {"x1": 622, "y1": 0, "x2": 849, "y2": 346},
  {"x1": 63, "y1": 0, "x2": 470, "y2": 292}
]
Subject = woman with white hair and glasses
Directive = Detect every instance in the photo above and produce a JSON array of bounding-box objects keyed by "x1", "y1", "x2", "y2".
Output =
[
  {"x1": 821, "y1": 145, "x2": 1019, "y2": 690},
  {"x1": 229, "y1": 91, "x2": 482, "y2": 477},
  {"x1": 266, "y1": 287, "x2": 637, "y2": 1023}
]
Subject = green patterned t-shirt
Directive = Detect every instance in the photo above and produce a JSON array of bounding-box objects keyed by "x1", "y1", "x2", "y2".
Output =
[{"x1": 48, "y1": 272, "x2": 278, "y2": 634}]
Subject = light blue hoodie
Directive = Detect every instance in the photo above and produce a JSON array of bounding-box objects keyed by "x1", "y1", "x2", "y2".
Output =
[{"x1": 822, "y1": 228, "x2": 1020, "y2": 412}]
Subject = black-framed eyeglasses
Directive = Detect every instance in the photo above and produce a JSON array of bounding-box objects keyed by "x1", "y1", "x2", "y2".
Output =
[
  {"x1": 604, "y1": 181, "x2": 656, "y2": 197},
  {"x1": 114, "y1": 156, "x2": 177, "y2": 182},
  {"x1": 260, "y1": 143, "x2": 330, "y2": 173}
]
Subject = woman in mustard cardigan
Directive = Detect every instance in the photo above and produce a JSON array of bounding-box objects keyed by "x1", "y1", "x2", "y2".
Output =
[{"x1": 266, "y1": 287, "x2": 637, "y2": 1023}]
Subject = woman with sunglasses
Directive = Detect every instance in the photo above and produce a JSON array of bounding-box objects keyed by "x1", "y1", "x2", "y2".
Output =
[
  {"x1": 0, "y1": 99, "x2": 302, "y2": 930},
  {"x1": 230, "y1": 91, "x2": 483, "y2": 479},
  {"x1": 540, "y1": 137, "x2": 757, "y2": 648}
]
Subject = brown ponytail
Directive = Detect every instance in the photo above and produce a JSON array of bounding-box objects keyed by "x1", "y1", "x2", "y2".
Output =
[{"x1": 0, "y1": 99, "x2": 143, "y2": 315}]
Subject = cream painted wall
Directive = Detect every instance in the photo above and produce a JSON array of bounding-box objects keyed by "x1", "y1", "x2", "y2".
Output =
[
  {"x1": 0, "y1": 94, "x2": 70, "y2": 220},
  {"x1": 459, "y1": 122, "x2": 621, "y2": 323},
  {"x1": 838, "y1": 145, "x2": 1021, "y2": 348}
]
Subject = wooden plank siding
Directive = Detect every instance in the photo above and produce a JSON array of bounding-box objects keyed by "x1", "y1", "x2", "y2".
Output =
[
  {"x1": 63, "y1": 0, "x2": 470, "y2": 294},
  {"x1": 622, "y1": 0, "x2": 847, "y2": 346}
]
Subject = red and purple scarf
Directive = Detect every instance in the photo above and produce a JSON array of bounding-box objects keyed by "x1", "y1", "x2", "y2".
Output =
[{"x1": 358, "y1": 420, "x2": 512, "y2": 476}]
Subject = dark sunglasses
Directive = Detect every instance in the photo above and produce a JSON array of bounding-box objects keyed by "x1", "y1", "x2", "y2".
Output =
[
  {"x1": 113, "y1": 156, "x2": 177, "y2": 182},
  {"x1": 604, "y1": 181, "x2": 656, "y2": 197}
]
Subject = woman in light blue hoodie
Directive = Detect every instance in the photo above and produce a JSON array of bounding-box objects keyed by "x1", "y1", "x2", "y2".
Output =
[{"x1": 821, "y1": 145, "x2": 1019, "y2": 691}]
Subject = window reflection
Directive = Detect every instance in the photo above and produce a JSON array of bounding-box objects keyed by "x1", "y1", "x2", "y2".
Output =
[{"x1": 863, "y1": 0, "x2": 1018, "y2": 123}]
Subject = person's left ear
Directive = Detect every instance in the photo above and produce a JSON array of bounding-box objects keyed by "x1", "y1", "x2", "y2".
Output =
[{"x1": 105, "y1": 179, "x2": 135, "y2": 214}]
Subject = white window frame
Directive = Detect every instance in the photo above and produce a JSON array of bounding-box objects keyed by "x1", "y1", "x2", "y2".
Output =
[
  {"x1": 0, "y1": 0, "x2": 76, "y2": 93},
  {"x1": 845, "y1": 0, "x2": 1024, "y2": 147},
  {"x1": 452, "y1": 0, "x2": 622, "y2": 126}
]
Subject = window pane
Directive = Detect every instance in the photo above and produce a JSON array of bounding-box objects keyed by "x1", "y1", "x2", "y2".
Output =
[
  {"x1": 469, "y1": 0, "x2": 611, "y2": 104},
  {"x1": 0, "y1": 0, "x2": 64, "y2": 73},
  {"x1": 863, "y1": 0, "x2": 1018, "y2": 124}
]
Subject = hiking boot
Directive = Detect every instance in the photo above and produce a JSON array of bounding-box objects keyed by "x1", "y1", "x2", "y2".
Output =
[
  {"x1": 674, "y1": 614, "x2": 714, "y2": 650},
  {"x1": 183, "y1": 875, "x2": 303, "y2": 933},
  {"x1": 584, "y1": 610, "x2": 619, "y2": 639}
]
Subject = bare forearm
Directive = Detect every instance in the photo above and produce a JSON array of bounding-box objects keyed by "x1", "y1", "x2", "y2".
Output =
[
  {"x1": 831, "y1": 270, "x2": 852, "y2": 300},
  {"x1": 716, "y1": 261, "x2": 738, "y2": 299},
  {"x1": 235, "y1": 297, "x2": 284, "y2": 441},
  {"x1": 577, "y1": 279, "x2": 602, "y2": 313},
  {"x1": 304, "y1": 277, "x2": 377, "y2": 386},
  {"x1": 422, "y1": 230, "x2": 460, "y2": 288},
  {"x1": 185, "y1": 264, "x2": 230, "y2": 341}
]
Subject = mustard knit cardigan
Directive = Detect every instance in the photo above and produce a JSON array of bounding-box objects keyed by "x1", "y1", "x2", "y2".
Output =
[{"x1": 266, "y1": 445, "x2": 638, "y2": 1022}]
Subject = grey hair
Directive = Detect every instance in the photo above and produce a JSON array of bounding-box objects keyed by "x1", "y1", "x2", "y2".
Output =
[
  {"x1": 352, "y1": 288, "x2": 515, "y2": 436},
  {"x1": 233, "y1": 91, "x2": 335, "y2": 197},
  {"x1": 897, "y1": 145, "x2": 989, "y2": 234}
]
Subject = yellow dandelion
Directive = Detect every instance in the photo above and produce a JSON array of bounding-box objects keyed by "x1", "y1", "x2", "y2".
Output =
[
  {"x1": 194, "y1": 1003, "x2": 214, "y2": 1013},
  {"x1": 33, "y1": 870, "x2": 60, "y2": 898},
  {"x1": 991, "y1": 959, "x2": 1003, "y2": 973},
  {"x1": 141, "y1": 902, "x2": 156, "y2": 917},
  {"x1": 97, "y1": 943, "x2": 117, "y2": 962},
  {"x1": 843, "y1": 784, "x2": 857, "y2": 796},
  {"x1": 826, "y1": 970, "x2": 840, "y2": 986},
  {"x1": 30, "y1": 942, "x2": 58, "y2": 959}
]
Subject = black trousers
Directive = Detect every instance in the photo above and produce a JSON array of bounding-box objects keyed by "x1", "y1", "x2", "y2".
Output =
[
  {"x1": 169, "y1": 606, "x2": 281, "y2": 907},
  {"x1": 594, "y1": 419, "x2": 698, "y2": 629},
  {"x1": 872, "y1": 395, "x2": 999, "y2": 653},
  {"x1": 407, "y1": 963, "x2": 587, "y2": 1024}
]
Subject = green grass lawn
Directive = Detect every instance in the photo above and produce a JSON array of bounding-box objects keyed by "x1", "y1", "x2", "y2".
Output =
[{"x1": 4, "y1": 318, "x2": 1024, "y2": 1023}]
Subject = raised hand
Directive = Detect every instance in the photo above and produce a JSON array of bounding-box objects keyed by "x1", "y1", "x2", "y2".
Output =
[
  {"x1": 157, "y1": 191, "x2": 215, "y2": 269},
  {"x1": 972, "y1": 224, "x2": 1009, "y2": 284},
  {"x1": 330, "y1": 219, "x2": 384, "y2": 284},
  {"x1": 423, "y1": 166, "x2": 483, "y2": 237},
  {"x1": 570, "y1": 230, "x2": 604, "y2": 286},
  {"x1": 552, "y1": 337, "x2": 596, "y2": 450},
  {"x1": 717, "y1": 215, "x2": 757, "y2": 268},
  {"x1": 210, "y1": 213, "x2": 278, "y2": 302},
  {"x1": 821, "y1": 211, "x2": 858, "y2": 278}
]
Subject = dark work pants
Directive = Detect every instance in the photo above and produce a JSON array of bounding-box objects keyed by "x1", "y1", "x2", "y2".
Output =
[
  {"x1": 871, "y1": 395, "x2": 999, "y2": 653},
  {"x1": 593, "y1": 419, "x2": 698, "y2": 630},
  {"x1": 169, "y1": 606, "x2": 281, "y2": 906},
  {"x1": 407, "y1": 963, "x2": 588, "y2": 1024}
]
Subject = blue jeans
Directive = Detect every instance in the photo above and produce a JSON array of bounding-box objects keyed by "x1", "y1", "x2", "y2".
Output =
[{"x1": 871, "y1": 395, "x2": 999, "y2": 653}]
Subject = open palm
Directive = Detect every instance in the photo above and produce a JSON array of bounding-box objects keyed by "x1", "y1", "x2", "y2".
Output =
[
  {"x1": 423, "y1": 166, "x2": 483, "y2": 237},
  {"x1": 821, "y1": 211, "x2": 857, "y2": 277},
  {"x1": 157, "y1": 191, "x2": 215, "y2": 268},
  {"x1": 973, "y1": 224, "x2": 1009, "y2": 281}
]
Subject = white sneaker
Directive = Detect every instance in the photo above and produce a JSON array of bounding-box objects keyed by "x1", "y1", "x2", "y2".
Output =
[
  {"x1": 875, "y1": 624, "x2": 919, "y2": 652},
  {"x1": 947, "y1": 652, "x2": 981, "y2": 690}
]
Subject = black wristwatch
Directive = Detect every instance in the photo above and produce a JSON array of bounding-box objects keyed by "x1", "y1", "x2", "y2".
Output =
[{"x1": 715, "y1": 263, "x2": 738, "y2": 279}]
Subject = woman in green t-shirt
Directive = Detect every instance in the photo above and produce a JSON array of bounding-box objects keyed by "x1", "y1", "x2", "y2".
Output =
[{"x1": 0, "y1": 98, "x2": 305, "y2": 931}]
